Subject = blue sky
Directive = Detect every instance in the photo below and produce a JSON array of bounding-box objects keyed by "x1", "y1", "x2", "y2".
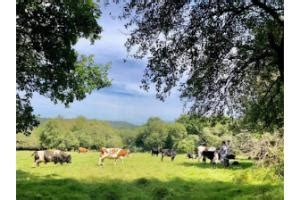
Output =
[{"x1": 31, "y1": 4, "x2": 184, "y2": 125}]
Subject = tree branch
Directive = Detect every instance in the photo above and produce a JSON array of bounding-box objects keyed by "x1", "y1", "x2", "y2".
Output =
[{"x1": 252, "y1": 0, "x2": 283, "y2": 26}]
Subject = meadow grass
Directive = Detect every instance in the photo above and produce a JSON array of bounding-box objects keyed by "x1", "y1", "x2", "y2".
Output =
[{"x1": 16, "y1": 151, "x2": 283, "y2": 200}]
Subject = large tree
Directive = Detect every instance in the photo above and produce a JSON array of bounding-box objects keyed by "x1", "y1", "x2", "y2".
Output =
[
  {"x1": 17, "y1": 0, "x2": 111, "y2": 134},
  {"x1": 119, "y1": 0, "x2": 284, "y2": 130}
]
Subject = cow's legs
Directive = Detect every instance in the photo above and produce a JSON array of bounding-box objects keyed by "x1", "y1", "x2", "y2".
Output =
[
  {"x1": 98, "y1": 156, "x2": 105, "y2": 166},
  {"x1": 198, "y1": 154, "x2": 203, "y2": 163},
  {"x1": 35, "y1": 160, "x2": 43, "y2": 167},
  {"x1": 161, "y1": 154, "x2": 164, "y2": 161}
]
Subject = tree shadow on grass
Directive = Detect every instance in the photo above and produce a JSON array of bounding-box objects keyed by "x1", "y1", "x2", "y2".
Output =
[
  {"x1": 16, "y1": 170, "x2": 282, "y2": 200},
  {"x1": 179, "y1": 160, "x2": 254, "y2": 170}
]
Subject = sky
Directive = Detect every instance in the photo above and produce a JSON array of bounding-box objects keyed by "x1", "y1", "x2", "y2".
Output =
[{"x1": 31, "y1": 3, "x2": 185, "y2": 125}]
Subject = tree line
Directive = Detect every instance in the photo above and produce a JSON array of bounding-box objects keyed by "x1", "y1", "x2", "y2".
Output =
[{"x1": 16, "y1": 115, "x2": 278, "y2": 153}]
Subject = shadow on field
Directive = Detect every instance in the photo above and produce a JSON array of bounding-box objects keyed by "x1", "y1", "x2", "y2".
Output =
[
  {"x1": 179, "y1": 160, "x2": 254, "y2": 170},
  {"x1": 17, "y1": 170, "x2": 282, "y2": 200}
]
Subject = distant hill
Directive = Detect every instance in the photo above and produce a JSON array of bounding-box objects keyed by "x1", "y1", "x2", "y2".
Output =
[
  {"x1": 37, "y1": 117, "x2": 49, "y2": 124},
  {"x1": 105, "y1": 121, "x2": 138, "y2": 129},
  {"x1": 36, "y1": 117, "x2": 138, "y2": 129}
]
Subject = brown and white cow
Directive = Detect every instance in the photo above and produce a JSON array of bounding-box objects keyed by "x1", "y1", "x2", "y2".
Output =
[
  {"x1": 78, "y1": 147, "x2": 88, "y2": 153},
  {"x1": 98, "y1": 147, "x2": 129, "y2": 166}
]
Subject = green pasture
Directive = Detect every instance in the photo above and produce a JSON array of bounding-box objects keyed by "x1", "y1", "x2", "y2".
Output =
[{"x1": 17, "y1": 151, "x2": 283, "y2": 200}]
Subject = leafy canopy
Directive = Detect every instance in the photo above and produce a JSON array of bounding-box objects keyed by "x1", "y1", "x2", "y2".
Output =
[
  {"x1": 17, "y1": 0, "x2": 111, "y2": 134},
  {"x1": 118, "y1": 0, "x2": 284, "y2": 131}
]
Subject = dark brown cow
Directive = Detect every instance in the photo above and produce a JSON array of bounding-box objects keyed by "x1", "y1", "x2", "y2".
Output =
[{"x1": 98, "y1": 147, "x2": 130, "y2": 166}]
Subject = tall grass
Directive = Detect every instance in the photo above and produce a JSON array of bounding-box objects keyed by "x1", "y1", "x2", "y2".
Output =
[{"x1": 17, "y1": 151, "x2": 283, "y2": 200}]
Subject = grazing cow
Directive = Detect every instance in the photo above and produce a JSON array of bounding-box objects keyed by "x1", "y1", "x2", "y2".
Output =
[
  {"x1": 160, "y1": 149, "x2": 176, "y2": 161},
  {"x1": 202, "y1": 150, "x2": 219, "y2": 165},
  {"x1": 98, "y1": 147, "x2": 129, "y2": 166},
  {"x1": 32, "y1": 150, "x2": 71, "y2": 167},
  {"x1": 151, "y1": 148, "x2": 159, "y2": 156},
  {"x1": 78, "y1": 147, "x2": 88, "y2": 153}
]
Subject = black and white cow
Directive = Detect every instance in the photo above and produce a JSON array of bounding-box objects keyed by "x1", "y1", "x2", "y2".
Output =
[
  {"x1": 160, "y1": 149, "x2": 176, "y2": 161},
  {"x1": 32, "y1": 150, "x2": 72, "y2": 167},
  {"x1": 202, "y1": 150, "x2": 219, "y2": 165}
]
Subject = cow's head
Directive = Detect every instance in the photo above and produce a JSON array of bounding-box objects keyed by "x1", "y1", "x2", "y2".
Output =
[
  {"x1": 100, "y1": 147, "x2": 107, "y2": 155},
  {"x1": 65, "y1": 154, "x2": 72, "y2": 163}
]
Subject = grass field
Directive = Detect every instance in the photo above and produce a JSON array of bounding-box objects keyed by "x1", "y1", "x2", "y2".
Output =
[{"x1": 16, "y1": 151, "x2": 283, "y2": 200}]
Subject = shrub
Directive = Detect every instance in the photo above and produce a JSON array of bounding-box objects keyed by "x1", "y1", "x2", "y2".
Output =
[{"x1": 250, "y1": 133, "x2": 284, "y2": 177}]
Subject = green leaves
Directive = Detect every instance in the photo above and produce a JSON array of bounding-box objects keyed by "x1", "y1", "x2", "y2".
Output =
[
  {"x1": 39, "y1": 117, "x2": 123, "y2": 150},
  {"x1": 120, "y1": 0, "x2": 284, "y2": 131},
  {"x1": 16, "y1": 1, "x2": 111, "y2": 134}
]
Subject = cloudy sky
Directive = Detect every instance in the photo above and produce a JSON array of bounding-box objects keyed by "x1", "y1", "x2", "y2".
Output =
[{"x1": 31, "y1": 4, "x2": 185, "y2": 125}]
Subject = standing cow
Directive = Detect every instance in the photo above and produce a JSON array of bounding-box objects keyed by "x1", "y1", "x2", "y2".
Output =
[
  {"x1": 160, "y1": 149, "x2": 176, "y2": 161},
  {"x1": 202, "y1": 150, "x2": 219, "y2": 165},
  {"x1": 98, "y1": 147, "x2": 129, "y2": 166},
  {"x1": 197, "y1": 145, "x2": 217, "y2": 162},
  {"x1": 32, "y1": 150, "x2": 71, "y2": 167}
]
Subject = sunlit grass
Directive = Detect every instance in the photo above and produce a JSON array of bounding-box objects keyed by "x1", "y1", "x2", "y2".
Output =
[{"x1": 17, "y1": 151, "x2": 283, "y2": 200}]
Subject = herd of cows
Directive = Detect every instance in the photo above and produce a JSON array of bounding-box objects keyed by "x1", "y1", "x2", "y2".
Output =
[
  {"x1": 151, "y1": 145, "x2": 237, "y2": 167},
  {"x1": 32, "y1": 145, "x2": 237, "y2": 168}
]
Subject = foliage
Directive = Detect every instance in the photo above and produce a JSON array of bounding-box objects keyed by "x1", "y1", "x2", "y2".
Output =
[
  {"x1": 118, "y1": 0, "x2": 283, "y2": 131},
  {"x1": 37, "y1": 117, "x2": 123, "y2": 150},
  {"x1": 242, "y1": 82, "x2": 284, "y2": 131},
  {"x1": 176, "y1": 134, "x2": 199, "y2": 153},
  {"x1": 135, "y1": 118, "x2": 189, "y2": 150},
  {"x1": 106, "y1": 121, "x2": 138, "y2": 129},
  {"x1": 16, "y1": 127, "x2": 41, "y2": 150},
  {"x1": 17, "y1": 151, "x2": 283, "y2": 200},
  {"x1": 136, "y1": 117, "x2": 168, "y2": 150},
  {"x1": 235, "y1": 132, "x2": 259, "y2": 154},
  {"x1": 176, "y1": 114, "x2": 235, "y2": 147},
  {"x1": 16, "y1": 0, "x2": 111, "y2": 134},
  {"x1": 117, "y1": 128, "x2": 140, "y2": 148},
  {"x1": 176, "y1": 114, "x2": 208, "y2": 135},
  {"x1": 166, "y1": 123, "x2": 187, "y2": 148},
  {"x1": 251, "y1": 133, "x2": 284, "y2": 177}
]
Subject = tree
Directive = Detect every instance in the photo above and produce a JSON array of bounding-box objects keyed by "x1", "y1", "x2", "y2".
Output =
[
  {"x1": 176, "y1": 114, "x2": 209, "y2": 135},
  {"x1": 136, "y1": 117, "x2": 168, "y2": 149},
  {"x1": 39, "y1": 117, "x2": 124, "y2": 150},
  {"x1": 119, "y1": 0, "x2": 283, "y2": 131},
  {"x1": 166, "y1": 123, "x2": 187, "y2": 148},
  {"x1": 39, "y1": 119, "x2": 64, "y2": 149},
  {"x1": 17, "y1": 0, "x2": 111, "y2": 134},
  {"x1": 177, "y1": 135, "x2": 199, "y2": 153}
]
